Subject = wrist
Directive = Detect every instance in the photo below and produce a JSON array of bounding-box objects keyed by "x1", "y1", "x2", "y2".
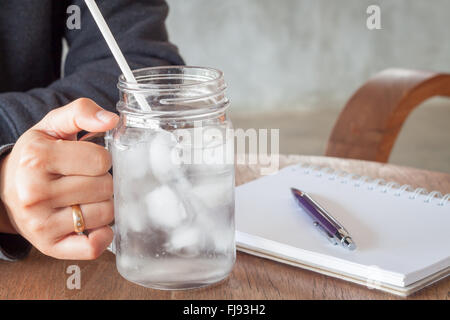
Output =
[
  {"x1": 0, "y1": 203, "x2": 16, "y2": 234},
  {"x1": 0, "y1": 152, "x2": 17, "y2": 234}
]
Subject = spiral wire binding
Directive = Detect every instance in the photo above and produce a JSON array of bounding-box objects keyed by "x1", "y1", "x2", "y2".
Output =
[{"x1": 295, "y1": 163, "x2": 449, "y2": 206}]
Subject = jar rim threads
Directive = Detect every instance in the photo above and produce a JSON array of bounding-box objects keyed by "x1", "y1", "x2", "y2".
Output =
[{"x1": 117, "y1": 66, "x2": 229, "y2": 119}]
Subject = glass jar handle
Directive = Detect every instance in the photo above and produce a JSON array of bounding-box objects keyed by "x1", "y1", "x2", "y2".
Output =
[{"x1": 78, "y1": 130, "x2": 116, "y2": 254}]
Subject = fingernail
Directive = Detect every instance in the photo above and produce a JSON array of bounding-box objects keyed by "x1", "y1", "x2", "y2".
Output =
[{"x1": 96, "y1": 110, "x2": 117, "y2": 123}]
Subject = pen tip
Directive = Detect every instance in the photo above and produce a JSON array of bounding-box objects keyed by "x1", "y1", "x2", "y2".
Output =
[
  {"x1": 290, "y1": 188, "x2": 302, "y2": 196},
  {"x1": 344, "y1": 238, "x2": 357, "y2": 251}
]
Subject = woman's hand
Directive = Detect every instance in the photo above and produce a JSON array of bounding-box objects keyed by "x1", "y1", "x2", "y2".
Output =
[{"x1": 0, "y1": 98, "x2": 119, "y2": 260}]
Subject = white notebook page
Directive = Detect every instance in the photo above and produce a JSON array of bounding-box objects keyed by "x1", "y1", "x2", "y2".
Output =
[{"x1": 235, "y1": 164, "x2": 450, "y2": 287}]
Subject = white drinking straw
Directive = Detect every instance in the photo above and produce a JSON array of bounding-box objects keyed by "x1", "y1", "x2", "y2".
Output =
[{"x1": 84, "y1": 0, "x2": 152, "y2": 111}]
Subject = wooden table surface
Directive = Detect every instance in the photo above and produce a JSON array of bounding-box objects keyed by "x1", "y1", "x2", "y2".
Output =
[{"x1": 0, "y1": 155, "x2": 449, "y2": 300}]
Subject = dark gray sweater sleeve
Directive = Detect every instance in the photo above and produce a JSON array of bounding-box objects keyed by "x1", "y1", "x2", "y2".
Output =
[
  {"x1": 0, "y1": 0, "x2": 183, "y2": 260},
  {"x1": 0, "y1": 0, "x2": 184, "y2": 146}
]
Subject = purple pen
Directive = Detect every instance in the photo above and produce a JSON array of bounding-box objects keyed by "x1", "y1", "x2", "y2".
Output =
[{"x1": 291, "y1": 188, "x2": 356, "y2": 250}]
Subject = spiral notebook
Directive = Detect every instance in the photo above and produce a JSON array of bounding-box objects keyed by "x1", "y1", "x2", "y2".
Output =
[{"x1": 235, "y1": 163, "x2": 450, "y2": 296}]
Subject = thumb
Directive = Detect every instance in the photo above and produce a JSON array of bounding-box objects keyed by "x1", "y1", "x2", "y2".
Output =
[{"x1": 34, "y1": 98, "x2": 119, "y2": 139}]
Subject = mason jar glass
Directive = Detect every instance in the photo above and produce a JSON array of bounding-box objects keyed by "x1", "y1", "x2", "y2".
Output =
[{"x1": 108, "y1": 66, "x2": 235, "y2": 290}]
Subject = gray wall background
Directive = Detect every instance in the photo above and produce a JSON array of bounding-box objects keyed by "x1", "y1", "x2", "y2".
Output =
[{"x1": 166, "y1": 0, "x2": 450, "y2": 111}]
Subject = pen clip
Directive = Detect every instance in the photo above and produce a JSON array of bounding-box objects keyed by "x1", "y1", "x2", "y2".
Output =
[{"x1": 313, "y1": 222, "x2": 338, "y2": 246}]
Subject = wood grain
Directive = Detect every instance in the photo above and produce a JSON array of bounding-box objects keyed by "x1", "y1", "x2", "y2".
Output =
[
  {"x1": 0, "y1": 155, "x2": 449, "y2": 300},
  {"x1": 326, "y1": 68, "x2": 450, "y2": 162}
]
